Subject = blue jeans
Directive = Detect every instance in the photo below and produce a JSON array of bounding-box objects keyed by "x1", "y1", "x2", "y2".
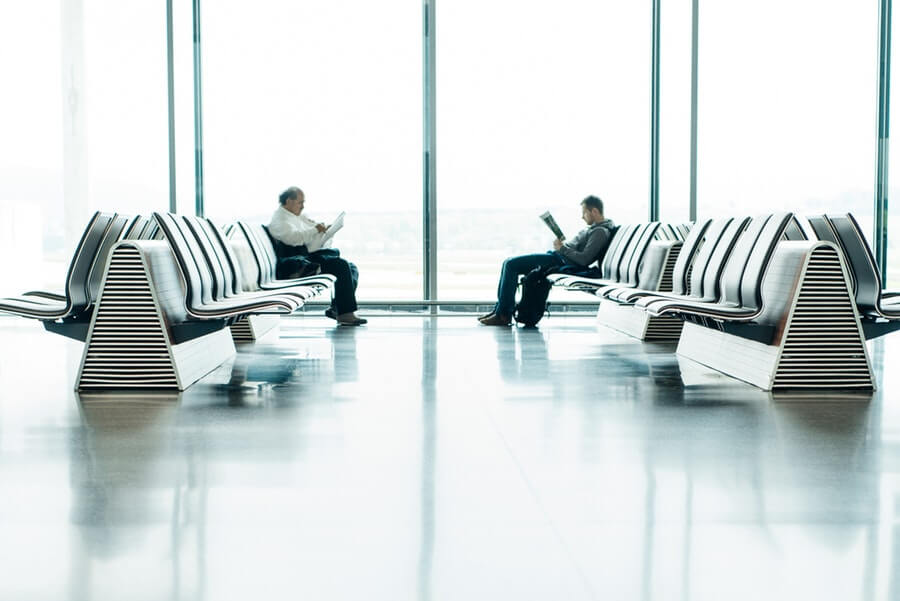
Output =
[{"x1": 493, "y1": 252, "x2": 566, "y2": 316}]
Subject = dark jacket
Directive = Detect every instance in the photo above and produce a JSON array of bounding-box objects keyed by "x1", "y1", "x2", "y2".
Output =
[{"x1": 556, "y1": 219, "x2": 617, "y2": 267}]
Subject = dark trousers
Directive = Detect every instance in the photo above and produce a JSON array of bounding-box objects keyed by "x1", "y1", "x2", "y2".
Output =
[
  {"x1": 493, "y1": 251, "x2": 566, "y2": 316},
  {"x1": 315, "y1": 257, "x2": 359, "y2": 315}
]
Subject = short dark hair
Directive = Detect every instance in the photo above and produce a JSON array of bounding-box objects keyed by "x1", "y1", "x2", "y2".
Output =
[
  {"x1": 581, "y1": 195, "x2": 603, "y2": 214},
  {"x1": 279, "y1": 186, "x2": 303, "y2": 205}
]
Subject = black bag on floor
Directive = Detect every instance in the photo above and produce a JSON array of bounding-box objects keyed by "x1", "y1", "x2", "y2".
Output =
[{"x1": 514, "y1": 267, "x2": 553, "y2": 327}]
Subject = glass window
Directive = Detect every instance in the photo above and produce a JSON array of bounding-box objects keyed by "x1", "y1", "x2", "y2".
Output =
[
  {"x1": 202, "y1": 1, "x2": 422, "y2": 300},
  {"x1": 173, "y1": 0, "x2": 197, "y2": 214},
  {"x1": 888, "y1": 2, "x2": 900, "y2": 286},
  {"x1": 83, "y1": 0, "x2": 169, "y2": 216},
  {"x1": 658, "y1": 0, "x2": 693, "y2": 224},
  {"x1": 0, "y1": 2, "x2": 170, "y2": 299},
  {"x1": 697, "y1": 1, "x2": 877, "y2": 226},
  {"x1": 436, "y1": 0, "x2": 651, "y2": 300},
  {"x1": 0, "y1": 4, "x2": 65, "y2": 296}
]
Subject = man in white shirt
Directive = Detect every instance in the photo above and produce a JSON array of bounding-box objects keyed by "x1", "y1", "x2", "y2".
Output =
[{"x1": 268, "y1": 187, "x2": 366, "y2": 326}]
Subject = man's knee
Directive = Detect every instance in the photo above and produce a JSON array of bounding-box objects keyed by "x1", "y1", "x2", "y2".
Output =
[
  {"x1": 502, "y1": 255, "x2": 523, "y2": 270},
  {"x1": 322, "y1": 257, "x2": 349, "y2": 271}
]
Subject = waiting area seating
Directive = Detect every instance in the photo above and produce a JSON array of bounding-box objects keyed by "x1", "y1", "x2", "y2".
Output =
[
  {"x1": 550, "y1": 221, "x2": 693, "y2": 340},
  {"x1": 554, "y1": 212, "x2": 878, "y2": 390},
  {"x1": 225, "y1": 220, "x2": 337, "y2": 341},
  {"x1": 807, "y1": 213, "x2": 900, "y2": 338},
  {"x1": 0, "y1": 211, "x2": 334, "y2": 391},
  {"x1": 0, "y1": 212, "x2": 161, "y2": 341},
  {"x1": 0, "y1": 208, "x2": 894, "y2": 393},
  {"x1": 77, "y1": 213, "x2": 333, "y2": 389}
]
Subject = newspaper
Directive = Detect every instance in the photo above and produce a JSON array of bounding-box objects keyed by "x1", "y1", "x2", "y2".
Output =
[
  {"x1": 306, "y1": 211, "x2": 345, "y2": 252},
  {"x1": 539, "y1": 211, "x2": 565, "y2": 240}
]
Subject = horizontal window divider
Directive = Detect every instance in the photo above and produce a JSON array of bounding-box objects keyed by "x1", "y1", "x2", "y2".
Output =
[{"x1": 298, "y1": 300, "x2": 602, "y2": 307}]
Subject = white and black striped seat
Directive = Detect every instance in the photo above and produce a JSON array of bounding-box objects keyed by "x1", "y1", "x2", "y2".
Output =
[
  {"x1": 122, "y1": 215, "x2": 160, "y2": 240},
  {"x1": 643, "y1": 213, "x2": 796, "y2": 342},
  {"x1": 185, "y1": 215, "x2": 333, "y2": 303},
  {"x1": 602, "y1": 222, "x2": 663, "y2": 289},
  {"x1": 24, "y1": 214, "x2": 136, "y2": 305},
  {"x1": 29, "y1": 214, "x2": 160, "y2": 304},
  {"x1": 624, "y1": 215, "x2": 803, "y2": 310},
  {"x1": 603, "y1": 218, "x2": 713, "y2": 303},
  {"x1": 230, "y1": 221, "x2": 336, "y2": 291},
  {"x1": 590, "y1": 222, "x2": 667, "y2": 295},
  {"x1": 547, "y1": 223, "x2": 637, "y2": 291},
  {"x1": 549, "y1": 222, "x2": 660, "y2": 291},
  {"x1": 152, "y1": 212, "x2": 307, "y2": 318},
  {"x1": 782, "y1": 215, "x2": 809, "y2": 241},
  {"x1": 20, "y1": 214, "x2": 156, "y2": 335},
  {"x1": 634, "y1": 216, "x2": 750, "y2": 311},
  {"x1": 0, "y1": 211, "x2": 120, "y2": 323},
  {"x1": 655, "y1": 224, "x2": 680, "y2": 241},
  {"x1": 811, "y1": 214, "x2": 900, "y2": 336},
  {"x1": 167, "y1": 212, "x2": 323, "y2": 311},
  {"x1": 660, "y1": 222, "x2": 691, "y2": 242}
]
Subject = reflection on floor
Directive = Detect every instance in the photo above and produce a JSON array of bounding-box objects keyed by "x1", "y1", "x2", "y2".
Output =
[{"x1": 0, "y1": 315, "x2": 897, "y2": 600}]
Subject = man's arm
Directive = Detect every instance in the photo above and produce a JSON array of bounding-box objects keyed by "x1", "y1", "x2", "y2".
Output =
[
  {"x1": 556, "y1": 228, "x2": 611, "y2": 266},
  {"x1": 268, "y1": 216, "x2": 323, "y2": 247}
]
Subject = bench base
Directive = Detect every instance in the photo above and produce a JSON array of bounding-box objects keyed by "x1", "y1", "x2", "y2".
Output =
[
  {"x1": 76, "y1": 243, "x2": 237, "y2": 391},
  {"x1": 597, "y1": 300, "x2": 683, "y2": 342},
  {"x1": 677, "y1": 322, "x2": 781, "y2": 390},
  {"x1": 230, "y1": 314, "x2": 280, "y2": 343}
]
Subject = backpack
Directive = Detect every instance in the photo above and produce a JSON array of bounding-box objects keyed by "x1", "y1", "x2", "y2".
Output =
[{"x1": 514, "y1": 267, "x2": 553, "y2": 327}]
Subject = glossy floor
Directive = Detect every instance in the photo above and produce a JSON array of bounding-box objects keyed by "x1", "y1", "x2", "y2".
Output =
[{"x1": 1, "y1": 315, "x2": 899, "y2": 601}]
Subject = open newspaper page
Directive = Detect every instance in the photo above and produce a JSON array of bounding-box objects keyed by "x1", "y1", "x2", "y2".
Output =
[
  {"x1": 539, "y1": 211, "x2": 565, "y2": 240},
  {"x1": 306, "y1": 212, "x2": 345, "y2": 252}
]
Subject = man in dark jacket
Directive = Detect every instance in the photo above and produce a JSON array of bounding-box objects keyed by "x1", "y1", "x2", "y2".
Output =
[{"x1": 480, "y1": 195, "x2": 616, "y2": 326}]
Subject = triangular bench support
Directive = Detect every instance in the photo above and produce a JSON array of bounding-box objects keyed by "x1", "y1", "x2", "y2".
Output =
[
  {"x1": 76, "y1": 241, "x2": 236, "y2": 391},
  {"x1": 676, "y1": 242, "x2": 874, "y2": 391}
]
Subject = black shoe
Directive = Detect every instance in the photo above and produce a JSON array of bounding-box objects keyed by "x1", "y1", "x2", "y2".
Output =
[
  {"x1": 325, "y1": 308, "x2": 337, "y2": 320},
  {"x1": 337, "y1": 316, "x2": 367, "y2": 326},
  {"x1": 480, "y1": 313, "x2": 511, "y2": 326}
]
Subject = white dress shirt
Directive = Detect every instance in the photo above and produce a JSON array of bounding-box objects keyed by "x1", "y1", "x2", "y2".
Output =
[{"x1": 267, "y1": 205, "x2": 326, "y2": 248}]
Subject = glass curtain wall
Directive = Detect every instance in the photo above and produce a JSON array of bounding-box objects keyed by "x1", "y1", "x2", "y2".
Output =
[
  {"x1": 888, "y1": 1, "x2": 900, "y2": 286},
  {"x1": 0, "y1": 4, "x2": 65, "y2": 297},
  {"x1": 697, "y1": 1, "x2": 878, "y2": 228},
  {"x1": 0, "y1": 2, "x2": 169, "y2": 299},
  {"x1": 201, "y1": 1, "x2": 422, "y2": 300},
  {"x1": 657, "y1": 0, "x2": 692, "y2": 224},
  {"x1": 435, "y1": 0, "x2": 651, "y2": 301},
  {"x1": 83, "y1": 0, "x2": 169, "y2": 216},
  {"x1": 173, "y1": 0, "x2": 197, "y2": 213}
]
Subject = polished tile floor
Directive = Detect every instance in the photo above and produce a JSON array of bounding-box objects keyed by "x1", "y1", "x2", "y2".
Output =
[{"x1": 1, "y1": 314, "x2": 899, "y2": 601}]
